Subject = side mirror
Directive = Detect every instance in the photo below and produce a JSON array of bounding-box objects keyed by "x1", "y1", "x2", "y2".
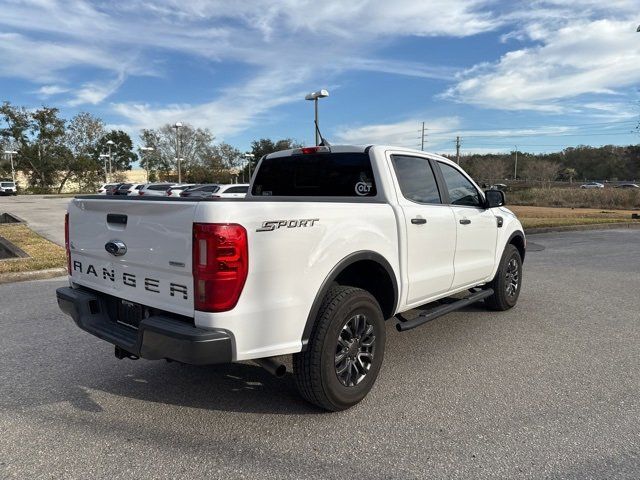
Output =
[{"x1": 484, "y1": 189, "x2": 506, "y2": 208}]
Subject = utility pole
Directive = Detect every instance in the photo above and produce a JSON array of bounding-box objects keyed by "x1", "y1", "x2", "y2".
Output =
[
  {"x1": 455, "y1": 136, "x2": 461, "y2": 164},
  {"x1": 514, "y1": 145, "x2": 518, "y2": 180},
  {"x1": 421, "y1": 122, "x2": 426, "y2": 151}
]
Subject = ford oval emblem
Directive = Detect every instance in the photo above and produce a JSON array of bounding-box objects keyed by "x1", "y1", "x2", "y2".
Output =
[{"x1": 105, "y1": 240, "x2": 127, "y2": 256}]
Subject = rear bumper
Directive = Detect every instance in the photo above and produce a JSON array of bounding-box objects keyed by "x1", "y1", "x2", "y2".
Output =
[{"x1": 56, "y1": 286, "x2": 233, "y2": 365}]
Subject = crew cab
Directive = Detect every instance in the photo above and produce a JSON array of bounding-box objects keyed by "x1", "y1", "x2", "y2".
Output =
[{"x1": 56, "y1": 145, "x2": 525, "y2": 411}]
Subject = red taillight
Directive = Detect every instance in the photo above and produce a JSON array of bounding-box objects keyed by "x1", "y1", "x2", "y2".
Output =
[
  {"x1": 138, "y1": 191, "x2": 144, "y2": 196},
  {"x1": 167, "y1": 191, "x2": 172, "y2": 196},
  {"x1": 64, "y1": 213, "x2": 71, "y2": 274},
  {"x1": 193, "y1": 223, "x2": 248, "y2": 312},
  {"x1": 296, "y1": 146, "x2": 330, "y2": 155}
]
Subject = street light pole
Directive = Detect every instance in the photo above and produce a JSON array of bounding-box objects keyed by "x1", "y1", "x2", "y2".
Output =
[
  {"x1": 174, "y1": 122, "x2": 183, "y2": 183},
  {"x1": 514, "y1": 145, "x2": 518, "y2": 180},
  {"x1": 140, "y1": 147, "x2": 154, "y2": 183},
  {"x1": 99, "y1": 154, "x2": 109, "y2": 182},
  {"x1": 105, "y1": 140, "x2": 115, "y2": 181},
  {"x1": 244, "y1": 153, "x2": 255, "y2": 183},
  {"x1": 3, "y1": 150, "x2": 18, "y2": 183},
  {"x1": 305, "y1": 90, "x2": 329, "y2": 146}
]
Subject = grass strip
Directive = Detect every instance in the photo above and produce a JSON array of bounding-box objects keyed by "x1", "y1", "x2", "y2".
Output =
[{"x1": 0, "y1": 224, "x2": 66, "y2": 274}]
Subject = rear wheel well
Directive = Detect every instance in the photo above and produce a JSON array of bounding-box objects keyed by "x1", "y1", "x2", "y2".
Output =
[
  {"x1": 509, "y1": 234, "x2": 525, "y2": 261},
  {"x1": 333, "y1": 260, "x2": 396, "y2": 319}
]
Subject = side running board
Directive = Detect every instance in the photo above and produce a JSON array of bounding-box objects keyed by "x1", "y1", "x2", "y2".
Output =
[{"x1": 395, "y1": 288, "x2": 494, "y2": 332}]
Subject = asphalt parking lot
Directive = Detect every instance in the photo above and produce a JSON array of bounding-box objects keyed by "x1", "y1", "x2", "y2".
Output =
[
  {"x1": 1, "y1": 229, "x2": 639, "y2": 479},
  {"x1": 0, "y1": 195, "x2": 69, "y2": 246}
]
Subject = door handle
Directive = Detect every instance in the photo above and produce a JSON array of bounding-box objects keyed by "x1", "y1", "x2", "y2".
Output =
[
  {"x1": 411, "y1": 218, "x2": 427, "y2": 225},
  {"x1": 459, "y1": 219, "x2": 471, "y2": 225}
]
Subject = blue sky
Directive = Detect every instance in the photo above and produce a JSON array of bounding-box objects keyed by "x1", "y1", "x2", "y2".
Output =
[{"x1": 1, "y1": 0, "x2": 639, "y2": 154}]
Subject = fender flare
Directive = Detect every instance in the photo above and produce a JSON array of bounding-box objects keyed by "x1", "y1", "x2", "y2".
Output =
[
  {"x1": 506, "y1": 230, "x2": 526, "y2": 261},
  {"x1": 300, "y1": 251, "x2": 398, "y2": 350}
]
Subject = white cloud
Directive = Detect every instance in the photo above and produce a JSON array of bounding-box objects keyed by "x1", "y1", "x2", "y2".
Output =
[
  {"x1": 112, "y1": 67, "x2": 310, "y2": 138},
  {"x1": 444, "y1": 17, "x2": 640, "y2": 111},
  {"x1": 335, "y1": 117, "x2": 462, "y2": 148},
  {"x1": 33, "y1": 85, "x2": 69, "y2": 97},
  {"x1": 67, "y1": 72, "x2": 127, "y2": 106}
]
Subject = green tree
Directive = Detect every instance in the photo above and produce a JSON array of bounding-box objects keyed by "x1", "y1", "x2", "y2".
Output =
[
  {"x1": 60, "y1": 112, "x2": 105, "y2": 192},
  {"x1": 95, "y1": 130, "x2": 137, "y2": 176},
  {"x1": 139, "y1": 124, "x2": 215, "y2": 181}
]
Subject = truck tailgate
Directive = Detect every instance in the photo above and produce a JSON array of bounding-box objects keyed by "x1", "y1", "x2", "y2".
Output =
[{"x1": 68, "y1": 198, "x2": 197, "y2": 316}]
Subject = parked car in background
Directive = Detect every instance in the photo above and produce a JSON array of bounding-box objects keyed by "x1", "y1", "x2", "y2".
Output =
[
  {"x1": 614, "y1": 183, "x2": 639, "y2": 189},
  {"x1": 179, "y1": 183, "x2": 249, "y2": 198},
  {"x1": 104, "y1": 183, "x2": 124, "y2": 195},
  {"x1": 166, "y1": 184, "x2": 197, "y2": 197},
  {"x1": 118, "y1": 183, "x2": 146, "y2": 195},
  {"x1": 97, "y1": 183, "x2": 120, "y2": 195},
  {"x1": 580, "y1": 182, "x2": 604, "y2": 189},
  {"x1": 138, "y1": 183, "x2": 176, "y2": 196},
  {"x1": 489, "y1": 183, "x2": 508, "y2": 191},
  {"x1": 218, "y1": 184, "x2": 249, "y2": 198},
  {"x1": 0, "y1": 181, "x2": 18, "y2": 195},
  {"x1": 179, "y1": 184, "x2": 221, "y2": 198},
  {"x1": 114, "y1": 183, "x2": 134, "y2": 196}
]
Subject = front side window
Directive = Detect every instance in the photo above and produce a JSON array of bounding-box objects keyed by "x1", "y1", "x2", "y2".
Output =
[
  {"x1": 252, "y1": 152, "x2": 376, "y2": 197},
  {"x1": 438, "y1": 162, "x2": 482, "y2": 207},
  {"x1": 391, "y1": 155, "x2": 441, "y2": 204}
]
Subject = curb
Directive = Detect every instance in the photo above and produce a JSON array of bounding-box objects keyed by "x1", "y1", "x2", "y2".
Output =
[
  {"x1": 525, "y1": 222, "x2": 640, "y2": 235},
  {"x1": 0, "y1": 267, "x2": 67, "y2": 285}
]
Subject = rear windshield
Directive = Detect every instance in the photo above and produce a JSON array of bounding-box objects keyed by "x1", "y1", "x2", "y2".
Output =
[
  {"x1": 147, "y1": 184, "x2": 173, "y2": 191},
  {"x1": 1, "y1": 182, "x2": 15, "y2": 187},
  {"x1": 251, "y1": 152, "x2": 377, "y2": 197},
  {"x1": 119, "y1": 184, "x2": 132, "y2": 189}
]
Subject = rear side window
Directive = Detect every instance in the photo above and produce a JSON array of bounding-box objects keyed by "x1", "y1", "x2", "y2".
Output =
[
  {"x1": 224, "y1": 186, "x2": 248, "y2": 193},
  {"x1": 252, "y1": 152, "x2": 376, "y2": 197},
  {"x1": 391, "y1": 155, "x2": 441, "y2": 204},
  {"x1": 148, "y1": 184, "x2": 173, "y2": 191}
]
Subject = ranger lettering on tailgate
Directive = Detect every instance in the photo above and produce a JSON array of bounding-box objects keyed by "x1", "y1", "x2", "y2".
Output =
[{"x1": 72, "y1": 260, "x2": 189, "y2": 300}]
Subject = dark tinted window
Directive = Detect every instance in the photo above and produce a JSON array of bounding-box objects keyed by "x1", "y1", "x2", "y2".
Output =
[
  {"x1": 135, "y1": 185, "x2": 144, "y2": 190},
  {"x1": 391, "y1": 155, "x2": 441, "y2": 204},
  {"x1": 198, "y1": 185, "x2": 220, "y2": 192},
  {"x1": 148, "y1": 184, "x2": 173, "y2": 191},
  {"x1": 118, "y1": 184, "x2": 132, "y2": 189},
  {"x1": 224, "y1": 186, "x2": 248, "y2": 193},
  {"x1": 252, "y1": 152, "x2": 376, "y2": 197},
  {"x1": 438, "y1": 162, "x2": 482, "y2": 207}
]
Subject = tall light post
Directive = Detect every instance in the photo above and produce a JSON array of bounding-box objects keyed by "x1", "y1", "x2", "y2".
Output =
[
  {"x1": 174, "y1": 122, "x2": 183, "y2": 183},
  {"x1": 305, "y1": 89, "x2": 329, "y2": 146},
  {"x1": 99, "y1": 154, "x2": 110, "y2": 182},
  {"x1": 106, "y1": 139, "x2": 115, "y2": 180},
  {"x1": 3, "y1": 150, "x2": 18, "y2": 183},
  {"x1": 140, "y1": 147, "x2": 154, "y2": 183},
  {"x1": 514, "y1": 145, "x2": 518, "y2": 180},
  {"x1": 244, "y1": 153, "x2": 255, "y2": 183}
]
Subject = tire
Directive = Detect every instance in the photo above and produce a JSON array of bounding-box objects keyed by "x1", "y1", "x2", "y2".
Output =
[
  {"x1": 293, "y1": 286, "x2": 386, "y2": 411},
  {"x1": 485, "y1": 244, "x2": 523, "y2": 311}
]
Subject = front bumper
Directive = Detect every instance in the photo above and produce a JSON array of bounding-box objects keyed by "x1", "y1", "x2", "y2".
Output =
[{"x1": 56, "y1": 286, "x2": 233, "y2": 365}]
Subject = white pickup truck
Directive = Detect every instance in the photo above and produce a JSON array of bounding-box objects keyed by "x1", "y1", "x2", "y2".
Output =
[{"x1": 57, "y1": 145, "x2": 525, "y2": 411}]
